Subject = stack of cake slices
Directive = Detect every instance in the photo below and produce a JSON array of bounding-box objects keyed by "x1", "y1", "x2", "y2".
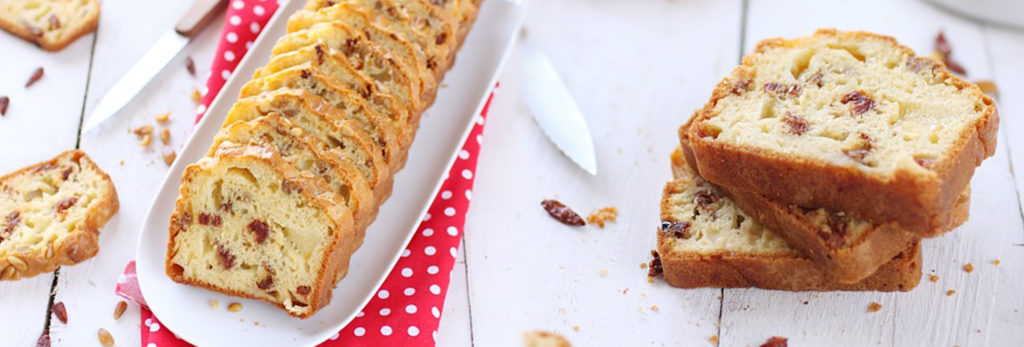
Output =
[
  {"x1": 657, "y1": 29, "x2": 998, "y2": 291},
  {"x1": 165, "y1": 0, "x2": 481, "y2": 318}
]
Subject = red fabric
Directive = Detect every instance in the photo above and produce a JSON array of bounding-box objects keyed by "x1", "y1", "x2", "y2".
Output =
[{"x1": 116, "y1": 1, "x2": 494, "y2": 345}]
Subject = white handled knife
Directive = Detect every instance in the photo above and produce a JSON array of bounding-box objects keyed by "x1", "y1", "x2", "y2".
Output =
[
  {"x1": 518, "y1": 36, "x2": 598, "y2": 175},
  {"x1": 84, "y1": 0, "x2": 227, "y2": 132}
]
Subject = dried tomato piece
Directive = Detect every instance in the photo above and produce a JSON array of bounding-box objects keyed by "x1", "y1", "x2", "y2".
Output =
[{"x1": 541, "y1": 199, "x2": 585, "y2": 226}]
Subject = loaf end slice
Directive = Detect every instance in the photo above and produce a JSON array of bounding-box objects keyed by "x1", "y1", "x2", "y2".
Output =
[
  {"x1": 166, "y1": 145, "x2": 358, "y2": 318},
  {"x1": 0, "y1": 150, "x2": 118, "y2": 280},
  {"x1": 657, "y1": 155, "x2": 922, "y2": 291},
  {"x1": 0, "y1": 0, "x2": 100, "y2": 51},
  {"x1": 684, "y1": 29, "x2": 997, "y2": 235}
]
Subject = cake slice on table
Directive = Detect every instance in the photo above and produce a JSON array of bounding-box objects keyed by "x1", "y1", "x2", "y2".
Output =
[
  {"x1": 166, "y1": 144, "x2": 359, "y2": 318},
  {"x1": 0, "y1": 0, "x2": 100, "y2": 51},
  {"x1": 656, "y1": 151, "x2": 924, "y2": 291},
  {"x1": 683, "y1": 29, "x2": 997, "y2": 236},
  {"x1": 0, "y1": 150, "x2": 117, "y2": 280}
]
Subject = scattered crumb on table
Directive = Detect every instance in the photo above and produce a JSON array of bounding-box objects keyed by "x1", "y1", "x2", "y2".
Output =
[
  {"x1": 228, "y1": 302, "x2": 243, "y2": 312},
  {"x1": 649, "y1": 305, "x2": 659, "y2": 313},
  {"x1": 867, "y1": 302, "x2": 882, "y2": 313},
  {"x1": 947, "y1": 290, "x2": 956, "y2": 296},
  {"x1": 992, "y1": 259, "x2": 1000, "y2": 266},
  {"x1": 598, "y1": 269, "x2": 608, "y2": 277},
  {"x1": 963, "y1": 263, "x2": 974, "y2": 273},
  {"x1": 929, "y1": 274, "x2": 940, "y2": 282},
  {"x1": 523, "y1": 330, "x2": 571, "y2": 347},
  {"x1": 586, "y1": 207, "x2": 618, "y2": 228}
]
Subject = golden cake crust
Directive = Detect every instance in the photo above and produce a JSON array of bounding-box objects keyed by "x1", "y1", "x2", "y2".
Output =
[
  {"x1": 684, "y1": 29, "x2": 997, "y2": 236},
  {"x1": 0, "y1": 150, "x2": 118, "y2": 280}
]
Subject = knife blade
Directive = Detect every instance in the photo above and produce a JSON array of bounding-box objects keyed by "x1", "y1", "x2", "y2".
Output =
[
  {"x1": 84, "y1": 0, "x2": 227, "y2": 132},
  {"x1": 518, "y1": 37, "x2": 598, "y2": 175}
]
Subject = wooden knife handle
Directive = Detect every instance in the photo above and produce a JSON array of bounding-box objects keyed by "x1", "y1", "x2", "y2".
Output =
[{"x1": 175, "y1": 0, "x2": 228, "y2": 37}]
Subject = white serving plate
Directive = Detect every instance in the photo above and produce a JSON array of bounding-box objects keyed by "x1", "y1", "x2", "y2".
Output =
[{"x1": 135, "y1": 1, "x2": 526, "y2": 345}]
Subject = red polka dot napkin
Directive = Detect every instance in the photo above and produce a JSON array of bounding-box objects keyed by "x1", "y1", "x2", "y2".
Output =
[{"x1": 115, "y1": 1, "x2": 494, "y2": 345}]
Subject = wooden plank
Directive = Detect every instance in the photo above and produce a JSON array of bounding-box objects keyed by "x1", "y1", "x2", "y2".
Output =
[
  {"x1": 48, "y1": 0, "x2": 224, "y2": 344},
  {"x1": 975, "y1": 26, "x2": 1024, "y2": 345},
  {"x1": 721, "y1": 1, "x2": 1024, "y2": 345},
  {"x1": 462, "y1": 0, "x2": 742, "y2": 345},
  {"x1": 0, "y1": 17, "x2": 95, "y2": 346},
  {"x1": 436, "y1": 242, "x2": 473, "y2": 346}
]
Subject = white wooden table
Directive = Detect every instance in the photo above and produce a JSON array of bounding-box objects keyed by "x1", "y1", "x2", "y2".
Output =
[{"x1": 2, "y1": 0, "x2": 1022, "y2": 346}]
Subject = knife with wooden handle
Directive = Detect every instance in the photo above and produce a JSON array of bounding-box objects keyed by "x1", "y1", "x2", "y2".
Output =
[{"x1": 84, "y1": 0, "x2": 227, "y2": 132}]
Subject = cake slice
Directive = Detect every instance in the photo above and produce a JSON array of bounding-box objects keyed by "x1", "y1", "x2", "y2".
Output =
[
  {"x1": 675, "y1": 141, "x2": 967, "y2": 283},
  {"x1": 683, "y1": 29, "x2": 997, "y2": 236},
  {"x1": 290, "y1": 1, "x2": 456, "y2": 87},
  {"x1": 208, "y1": 113, "x2": 376, "y2": 229},
  {"x1": 0, "y1": 0, "x2": 100, "y2": 51},
  {"x1": 0, "y1": 150, "x2": 117, "y2": 280},
  {"x1": 224, "y1": 89, "x2": 392, "y2": 200},
  {"x1": 657, "y1": 153, "x2": 921, "y2": 291},
  {"x1": 288, "y1": 3, "x2": 436, "y2": 95},
  {"x1": 244, "y1": 63, "x2": 405, "y2": 170},
  {"x1": 272, "y1": 20, "x2": 422, "y2": 118},
  {"x1": 166, "y1": 144, "x2": 359, "y2": 318}
]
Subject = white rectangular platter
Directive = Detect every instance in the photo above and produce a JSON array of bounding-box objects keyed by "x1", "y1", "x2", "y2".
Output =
[{"x1": 135, "y1": 1, "x2": 526, "y2": 346}]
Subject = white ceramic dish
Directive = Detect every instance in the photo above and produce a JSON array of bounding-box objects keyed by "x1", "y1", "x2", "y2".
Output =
[{"x1": 135, "y1": 1, "x2": 526, "y2": 345}]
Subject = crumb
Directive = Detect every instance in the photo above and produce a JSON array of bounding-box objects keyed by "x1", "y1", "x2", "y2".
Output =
[
  {"x1": 119, "y1": 160, "x2": 124, "y2": 166},
  {"x1": 867, "y1": 302, "x2": 882, "y2": 313},
  {"x1": 947, "y1": 290, "x2": 956, "y2": 296},
  {"x1": 598, "y1": 269, "x2": 608, "y2": 277},
  {"x1": 759, "y1": 336, "x2": 788, "y2": 347},
  {"x1": 160, "y1": 128, "x2": 170, "y2": 144},
  {"x1": 185, "y1": 56, "x2": 196, "y2": 76},
  {"x1": 228, "y1": 302, "x2": 243, "y2": 312},
  {"x1": 993, "y1": 259, "x2": 1000, "y2": 265},
  {"x1": 646, "y1": 276, "x2": 655, "y2": 284},
  {"x1": 963, "y1": 263, "x2": 974, "y2": 273},
  {"x1": 929, "y1": 274, "x2": 939, "y2": 282},
  {"x1": 649, "y1": 305, "x2": 659, "y2": 312},
  {"x1": 191, "y1": 88, "x2": 202, "y2": 103},
  {"x1": 708, "y1": 335, "x2": 719, "y2": 344},
  {"x1": 639, "y1": 263, "x2": 647, "y2": 269},
  {"x1": 209, "y1": 299, "x2": 219, "y2": 309},
  {"x1": 557, "y1": 307, "x2": 566, "y2": 314},
  {"x1": 523, "y1": 331, "x2": 570, "y2": 347},
  {"x1": 802, "y1": 301, "x2": 808, "y2": 305},
  {"x1": 974, "y1": 80, "x2": 998, "y2": 96},
  {"x1": 640, "y1": 293, "x2": 646, "y2": 298},
  {"x1": 572, "y1": 326, "x2": 579, "y2": 332},
  {"x1": 586, "y1": 207, "x2": 618, "y2": 228},
  {"x1": 161, "y1": 146, "x2": 176, "y2": 166},
  {"x1": 133, "y1": 124, "x2": 154, "y2": 135},
  {"x1": 155, "y1": 112, "x2": 170, "y2": 123},
  {"x1": 139, "y1": 134, "x2": 151, "y2": 147},
  {"x1": 621, "y1": 288, "x2": 629, "y2": 295}
]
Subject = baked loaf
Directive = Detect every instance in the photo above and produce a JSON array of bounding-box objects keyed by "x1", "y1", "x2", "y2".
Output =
[
  {"x1": 167, "y1": 0, "x2": 480, "y2": 318},
  {"x1": 0, "y1": 150, "x2": 117, "y2": 280},
  {"x1": 683, "y1": 29, "x2": 998, "y2": 236},
  {"x1": 675, "y1": 143, "x2": 967, "y2": 283},
  {"x1": 0, "y1": 0, "x2": 99, "y2": 51},
  {"x1": 657, "y1": 153, "x2": 922, "y2": 291},
  {"x1": 167, "y1": 144, "x2": 358, "y2": 318}
]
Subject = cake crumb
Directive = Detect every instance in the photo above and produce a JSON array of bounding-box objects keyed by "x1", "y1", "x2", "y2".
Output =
[
  {"x1": 191, "y1": 88, "x2": 202, "y2": 103},
  {"x1": 759, "y1": 336, "x2": 788, "y2": 347},
  {"x1": 209, "y1": 300, "x2": 219, "y2": 309},
  {"x1": 598, "y1": 269, "x2": 608, "y2": 277},
  {"x1": 947, "y1": 290, "x2": 956, "y2": 296},
  {"x1": 649, "y1": 305, "x2": 659, "y2": 312},
  {"x1": 963, "y1": 263, "x2": 974, "y2": 273},
  {"x1": 929, "y1": 274, "x2": 939, "y2": 282},
  {"x1": 646, "y1": 276, "x2": 655, "y2": 284},
  {"x1": 867, "y1": 302, "x2": 882, "y2": 313},
  {"x1": 557, "y1": 307, "x2": 566, "y2": 314},
  {"x1": 708, "y1": 335, "x2": 719, "y2": 344},
  {"x1": 993, "y1": 259, "x2": 1000, "y2": 265},
  {"x1": 639, "y1": 263, "x2": 647, "y2": 269},
  {"x1": 228, "y1": 302, "x2": 243, "y2": 312},
  {"x1": 572, "y1": 326, "x2": 579, "y2": 332},
  {"x1": 155, "y1": 112, "x2": 170, "y2": 123},
  {"x1": 586, "y1": 207, "x2": 618, "y2": 228},
  {"x1": 523, "y1": 331, "x2": 571, "y2": 347}
]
